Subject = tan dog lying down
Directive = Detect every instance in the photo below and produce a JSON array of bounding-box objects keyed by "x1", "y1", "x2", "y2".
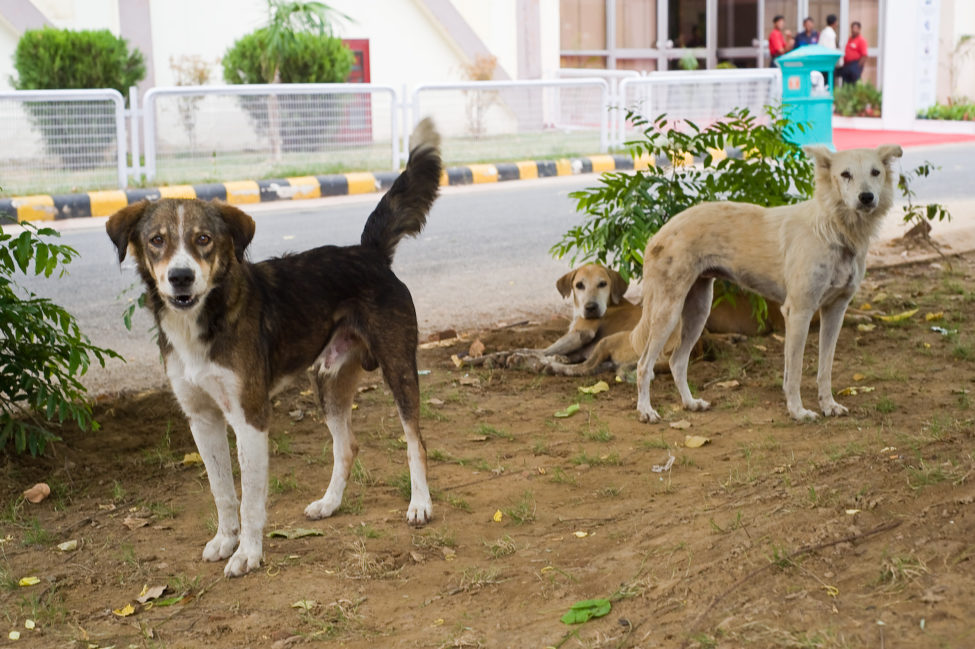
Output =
[
  {"x1": 474, "y1": 264, "x2": 685, "y2": 376},
  {"x1": 631, "y1": 144, "x2": 903, "y2": 423}
]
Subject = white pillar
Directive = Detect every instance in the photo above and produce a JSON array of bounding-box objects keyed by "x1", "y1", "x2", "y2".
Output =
[{"x1": 880, "y1": 1, "x2": 918, "y2": 130}]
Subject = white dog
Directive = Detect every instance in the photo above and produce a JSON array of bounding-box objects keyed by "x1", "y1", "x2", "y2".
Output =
[{"x1": 630, "y1": 144, "x2": 903, "y2": 422}]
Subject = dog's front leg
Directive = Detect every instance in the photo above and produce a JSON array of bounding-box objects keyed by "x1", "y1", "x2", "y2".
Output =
[
  {"x1": 225, "y1": 416, "x2": 268, "y2": 577},
  {"x1": 817, "y1": 298, "x2": 852, "y2": 417},
  {"x1": 172, "y1": 381, "x2": 241, "y2": 564},
  {"x1": 543, "y1": 329, "x2": 595, "y2": 356},
  {"x1": 782, "y1": 305, "x2": 818, "y2": 421}
]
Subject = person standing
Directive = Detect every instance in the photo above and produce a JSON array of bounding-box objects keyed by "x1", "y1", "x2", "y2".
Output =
[
  {"x1": 768, "y1": 15, "x2": 787, "y2": 64},
  {"x1": 839, "y1": 21, "x2": 868, "y2": 84},
  {"x1": 795, "y1": 17, "x2": 819, "y2": 48},
  {"x1": 819, "y1": 14, "x2": 838, "y2": 50}
]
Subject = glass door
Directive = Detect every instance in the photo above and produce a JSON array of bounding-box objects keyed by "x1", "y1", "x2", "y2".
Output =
[
  {"x1": 717, "y1": 0, "x2": 761, "y2": 68},
  {"x1": 659, "y1": 0, "x2": 708, "y2": 70}
]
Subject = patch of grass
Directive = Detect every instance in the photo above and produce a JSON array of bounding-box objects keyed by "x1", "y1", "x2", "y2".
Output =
[
  {"x1": 420, "y1": 397, "x2": 449, "y2": 422},
  {"x1": 595, "y1": 485, "x2": 623, "y2": 498},
  {"x1": 906, "y1": 458, "x2": 966, "y2": 490},
  {"x1": 457, "y1": 566, "x2": 504, "y2": 592},
  {"x1": 344, "y1": 540, "x2": 402, "y2": 580},
  {"x1": 824, "y1": 440, "x2": 866, "y2": 462},
  {"x1": 570, "y1": 451, "x2": 623, "y2": 466},
  {"x1": 353, "y1": 523, "x2": 382, "y2": 539},
  {"x1": 412, "y1": 527, "x2": 457, "y2": 550},
  {"x1": 952, "y1": 341, "x2": 973, "y2": 361},
  {"x1": 146, "y1": 501, "x2": 180, "y2": 519},
  {"x1": 336, "y1": 492, "x2": 364, "y2": 515},
  {"x1": 768, "y1": 544, "x2": 798, "y2": 571},
  {"x1": 433, "y1": 488, "x2": 473, "y2": 512},
  {"x1": 141, "y1": 420, "x2": 178, "y2": 467},
  {"x1": 876, "y1": 551, "x2": 928, "y2": 590},
  {"x1": 386, "y1": 470, "x2": 412, "y2": 501},
  {"x1": 548, "y1": 467, "x2": 577, "y2": 485},
  {"x1": 709, "y1": 510, "x2": 746, "y2": 535},
  {"x1": 269, "y1": 471, "x2": 299, "y2": 495},
  {"x1": 350, "y1": 458, "x2": 379, "y2": 486},
  {"x1": 639, "y1": 436, "x2": 670, "y2": 450},
  {"x1": 271, "y1": 433, "x2": 295, "y2": 456},
  {"x1": 111, "y1": 480, "x2": 127, "y2": 503},
  {"x1": 296, "y1": 596, "x2": 365, "y2": 639},
  {"x1": 17, "y1": 584, "x2": 68, "y2": 626},
  {"x1": 583, "y1": 425, "x2": 614, "y2": 442},
  {"x1": 475, "y1": 423, "x2": 514, "y2": 441},
  {"x1": 21, "y1": 518, "x2": 54, "y2": 547},
  {"x1": 167, "y1": 573, "x2": 202, "y2": 596},
  {"x1": 875, "y1": 396, "x2": 897, "y2": 414},
  {"x1": 531, "y1": 439, "x2": 551, "y2": 455},
  {"x1": 502, "y1": 490, "x2": 536, "y2": 525},
  {"x1": 484, "y1": 535, "x2": 516, "y2": 559}
]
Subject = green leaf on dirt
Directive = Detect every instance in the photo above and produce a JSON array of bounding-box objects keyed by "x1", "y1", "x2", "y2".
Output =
[
  {"x1": 876, "y1": 307, "x2": 919, "y2": 323},
  {"x1": 554, "y1": 403, "x2": 581, "y2": 418},
  {"x1": 153, "y1": 595, "x2": 185, "y2": 607},
  {"x1": 267, "y1": 528, "x2": 324, "y2": 539},
  {"x1": 578, "y1": 380, "x2": 610, "y2": 395},
  {"x1": 560, "y1": 598, "x2": 612, "y2": 625}
]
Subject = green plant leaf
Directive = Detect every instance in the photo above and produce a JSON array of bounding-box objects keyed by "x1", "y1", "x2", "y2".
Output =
[{"x1": 560, "y1": 598, "x2": 612, "y2": 625}]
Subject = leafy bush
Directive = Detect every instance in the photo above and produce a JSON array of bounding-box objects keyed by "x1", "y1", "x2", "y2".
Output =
[
  {"x1": 917, "y1": 101, "x2": 975, "y2": 121},
  {"x1": 223, "y1": 27, "x2": 354, "y2": 152},
  {"x1": 552, "y1": 107, "x2": 813, "y2": 283},
  {"x1": 833, "y1": 81, "x2": 882, "y2": 117},
  {"x1": 0, "y1": 223, "x2": 120, "y2": 456},
  {"x1": 10, "y1": 27, "x2": 145, "y2": 169}
]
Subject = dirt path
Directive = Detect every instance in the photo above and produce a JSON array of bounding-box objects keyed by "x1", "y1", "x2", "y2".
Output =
[{"x1": 3, "y1": 250, "x2": 975, "y2": 648}]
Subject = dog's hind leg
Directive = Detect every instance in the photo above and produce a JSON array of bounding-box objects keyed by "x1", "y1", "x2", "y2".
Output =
[
  {"x1": 173, "y1": 380, "x2": 240, "y2": 564},
  {"x1": 671, "y1": 277, "x2": 713, "y2": 412},
  {"x1": 634, "y1": 297, "x2": 685, "y2": 424},
  {"x1": 817, "y1": 297, "x2": 852, "y2": 417},
  {"x1": 781, "y1": 303, "x2": 818, "y2": 421},
  {"x1": 305, "y1": 346, "x2": 364, "y2": 521}
]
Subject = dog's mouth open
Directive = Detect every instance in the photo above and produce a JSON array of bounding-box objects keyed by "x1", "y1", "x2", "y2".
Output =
[{"x1": 168, "y1": 294, "x2": 200, "y2": 310}]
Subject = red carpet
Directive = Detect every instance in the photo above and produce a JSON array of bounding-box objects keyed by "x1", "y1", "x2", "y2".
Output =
[{"x1": 833, "y1": 128, "x2": 975, "y2": 150}]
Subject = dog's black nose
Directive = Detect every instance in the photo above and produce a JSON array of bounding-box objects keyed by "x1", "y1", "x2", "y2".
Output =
[
  {"x1": 168, "y1": 267, "x2": 195, "y2": 289},
  {"x1": 858, "y1": 192, "x2": 875, "y2": 206}
]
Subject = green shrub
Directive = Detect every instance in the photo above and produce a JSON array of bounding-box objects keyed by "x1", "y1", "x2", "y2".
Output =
[
  {"x1": 0, "y1": 222, "x2": 120, "y2": 456},
  {"x1": 222, "y1": 27, "x2": 354, "y2": 152},
  {"x1": 10, "y1": 27, "x2": 145, "y2": 169},
  {"x1": 918, "y1": 101, "x2": 975, "y2": 121},
  {"x1": 833, "y1": 81, "x2": 882, "y2": 117},
  {"x1": 553, "y1": 107, "x2": 813, "y2": 283}
]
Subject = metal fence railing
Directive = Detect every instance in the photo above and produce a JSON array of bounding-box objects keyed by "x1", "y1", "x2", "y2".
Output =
[
  {"x1": 0, "y1": 89, "x2": 127, "y2": 195},
  {"x1": 0, "y1": 72, "x2": 789, "y2": 196},
  {"x1": 616, "y1": 69, "x2": 781, "y2": 146},
  {"x1": 411, "y1": 79, "x2": 610, "y2": 165},
  {"x1": 142, "y1": 83, "x2": 400, "y2": 184}
]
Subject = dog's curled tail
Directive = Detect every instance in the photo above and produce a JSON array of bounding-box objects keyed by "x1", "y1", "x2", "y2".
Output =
[
  {"x1": 360, "y1": 117, "x2": 442, "y2": 265},
  {"x1": 629, "y1": 287, "x2": 654, "y2": 353}
]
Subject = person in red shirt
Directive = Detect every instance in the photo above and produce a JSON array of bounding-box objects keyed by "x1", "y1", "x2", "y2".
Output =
[
  {"x1": 768, "y1": 15, "x2": 787, "y2": 65},
  {"x1": 839, "y1": 21, "x2": 869, "y2": 84}
]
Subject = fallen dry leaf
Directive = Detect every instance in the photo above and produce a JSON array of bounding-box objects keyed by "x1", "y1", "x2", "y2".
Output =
[
  {"x1": 925, "y1": 312, "x2": 944, "y2": 321},
  {"x1": 468, "y1": 339, "x2": 485, "y2": 358},
  {"x1": 426, "y1": 397, "x2": 444, "y2": 407},
  {"x1": 859, "y1": 302, "x2": 872, "y2": 310},
  {"x1": 669, "y1": 419, "x2": 691, "y2": 430},
  {"x1": 23, "y1": 483, "x2": 50, "y2": 504},
  {"x1": 441, "y1": 547, "x2": 456, "y2": 561},
  {"x1": 57, "y1": 540, "x2": 78, "y2": 552},
  {"x1": 122, "y1": 517, "x2": 150, "y2": 531},
  {"x1": 8, "y1": 631, "x2": 19, "y2": 641},
  {"x1": 852, "y1": 372, "x2": 866, "y2": 381},
  {"x1": 715, "y1": 380, "x2": 740, "y2": 389},
  {"x1": 450, "y1": 354, "x2": 464, "y2": 368},
  {"x1": 492, "y1": 510, "x2": 503, "y2": 523},
  {"x1": 18, "y1": 576, "x2": 40, "y2": 587},
  {"x1": 554, "y1": 403, "x2": 580, "y2": 418},
  {"x1": 136, "y1": 585, "x2": 167, "y2": 604},
  {"x1": 857, "y1": 323, "x2": 876, "y2": 332},
  {"x1": 112, "y1": 603, "x2": 136, "y2": 617},
  {"x1": 458, "y1": 375, "x2": 480, "y2": 387},
  {"x1": 578, "y1": 380, "x2": 610, "y2": 395},
  {"x1": 181, "y1": 452, "x2": 203, "y2": 467},
  {"x1": 684, "y1": 435, "x2": 710, "y2": 448},
  {"x1": 876, "y1": 307, "x2": 919, "y2": 323},
  {"x1": 291, "y1": 599, "x2": 317, "y2": 611},
  {"x1": 573, "y1": 531, "x2": 588, "y2": 538}
]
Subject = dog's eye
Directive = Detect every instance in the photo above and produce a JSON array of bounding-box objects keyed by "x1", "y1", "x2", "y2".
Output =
[
  {"x1": 149, "y1": 234, "x2": 165, "y2": 247},
  {"x1": 575, "y1": 281, "x2": 585, "y2": 290},
  {"x1": 870, "y1": 168, "x2": 881, "y2": 177},
  {"x1": 598, "y1": 281, "x2": 608, "y2": 288},
  {"x1": 196, "y1": 234, "x2": 212, "y2": 246},
  {"x1": 840, "y1": 171, "x2": 852, "y2": 180}
]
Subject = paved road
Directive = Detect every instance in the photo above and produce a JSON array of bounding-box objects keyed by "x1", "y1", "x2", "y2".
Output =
[{"x1": 13, "y1": 142, "x2": 975, "y2": 394}]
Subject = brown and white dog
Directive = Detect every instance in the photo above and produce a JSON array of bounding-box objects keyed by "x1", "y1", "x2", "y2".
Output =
[
  {"x1": 106, "y1": 119, "x2": 442, "y2": 577},
  {"x1": 631, "y1": 144, "x2": 902, "y2": 423}
]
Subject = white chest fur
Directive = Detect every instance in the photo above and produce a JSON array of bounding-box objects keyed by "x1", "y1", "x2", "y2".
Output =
[{"x1": 160, "y1": 309, "x2": 239, "y2": 414}]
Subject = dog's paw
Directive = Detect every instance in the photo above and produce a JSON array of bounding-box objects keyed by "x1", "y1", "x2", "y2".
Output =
[
  {"x1": 790, "y1": 407, "x2": 820, "y2": 422},
  {"x1": 821, "y1": 400, "x2": 849, "y2": 417},
  {"x1": 223, "y1": 543, "x2": 262, "y2": 578},
  {"x1": 684, "y1": 398, "x2": 711, "y2": 412},
  {"x1": 637, "y1": 407, "x2": 661, "y2": 424},
  {"x1": 304, "y1": 494, "x2": 342, "y2": 520},
  {"x1": 407, "y1": 498, "x2": 432, "y2": 527},
  {"x1": 202, "y1": 531, "x2": 238, "y2": 562}
]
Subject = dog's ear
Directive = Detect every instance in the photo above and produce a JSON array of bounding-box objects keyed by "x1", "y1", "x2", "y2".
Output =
[
  {"x1": 555, "y1": 269, "x2": 576, "y2": 299},
  {"x1": 215, "y1": 202, "x2": 256, "y2": 262},
  {"x1": 608, "y1": 268, "x2": 628, "y2": 305},
  {"x1": 106, "y1": 199, "x2": 151, "y2": 263},
  {"x1": 877, "y1": 144, "x2": 903, "y2": 167},
  {"x1": 803, "y1": 145, "x2": 833, "y2": 170}
]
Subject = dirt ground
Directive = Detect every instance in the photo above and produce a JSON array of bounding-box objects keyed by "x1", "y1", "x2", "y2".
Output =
[{"x1": 2, "y1": 252, "x2": 975, "y2": 649}]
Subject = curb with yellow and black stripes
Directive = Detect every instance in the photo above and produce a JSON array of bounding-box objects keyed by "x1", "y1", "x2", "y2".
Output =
[{"x1": 0, "y1": 153, "x2": 670, "y2": 223}]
